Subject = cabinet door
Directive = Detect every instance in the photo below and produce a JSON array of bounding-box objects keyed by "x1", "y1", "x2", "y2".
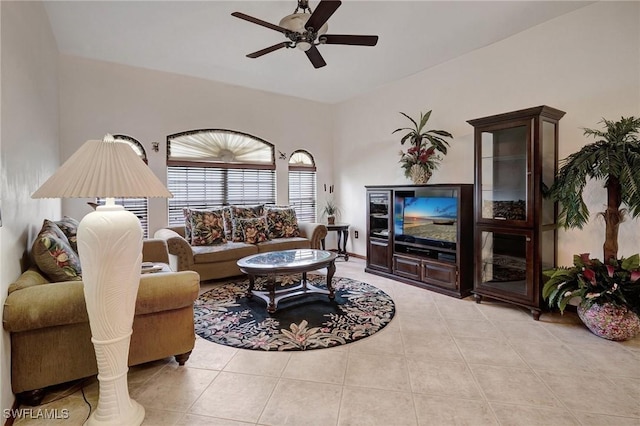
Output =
[
  {"x1": 475, "y1": 227, "x2": 534, "y2": 304},
  {"x1": 476, "y1": 119, "x2": 532, "y2": 227},
  {"x1": 422, "y1": 260, "x2": 458, "y2": 290},
  {"x1": 368, "y1": 239, "x2": 391, "y2": 272},
  {"x1": 393, "y1": 255, "x2": 421, "y2": 280}
]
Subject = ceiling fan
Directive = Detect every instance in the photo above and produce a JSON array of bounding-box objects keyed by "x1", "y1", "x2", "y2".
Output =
[{"x1": 231, "y1": 0, "x2": 379, "y2": 69}]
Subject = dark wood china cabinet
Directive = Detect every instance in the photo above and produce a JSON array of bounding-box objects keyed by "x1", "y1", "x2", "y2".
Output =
[{"x1": 468, "y1": 106, "x2": 565, "y2": 319}]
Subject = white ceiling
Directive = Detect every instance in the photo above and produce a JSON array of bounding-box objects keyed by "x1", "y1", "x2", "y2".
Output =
[{"x1": 43, "y1": 1, "x2": 592, "y2": 104}]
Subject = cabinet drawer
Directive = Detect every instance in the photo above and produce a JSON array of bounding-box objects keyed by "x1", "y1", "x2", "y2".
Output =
[
  {"x1": 423, "y1": 261, "x2": 457, "y2": 290},
  {"x1": 393, "y1": 256, "x2": 421, "y2": 280}
]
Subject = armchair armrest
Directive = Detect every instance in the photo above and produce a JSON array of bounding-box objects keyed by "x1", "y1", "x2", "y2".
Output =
[
  {"x1": 153, "y1": 228, "x2": 195, "y2": 272},
  {"x1": 142, "y1": 239, "x2": 170, "y2": 264},
  {"x1": 298, "y1": 223, "x2": 328, "y2": 249}
]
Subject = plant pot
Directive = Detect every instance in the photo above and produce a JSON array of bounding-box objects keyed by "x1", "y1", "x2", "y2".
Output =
[
  {"x1": 408, "y1": 164, "x2": 431, "y2": 185},
  {"x1": 577, "y1": 302, "x2": 640, "y2": 341},
  {"x1": 327, "y1": 215, "x2": 335, "y2": 225}
]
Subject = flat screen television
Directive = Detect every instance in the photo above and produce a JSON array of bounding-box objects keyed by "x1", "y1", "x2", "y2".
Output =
[{"x1": 394, "y1": 194, "x2": 458, "y2": 250}]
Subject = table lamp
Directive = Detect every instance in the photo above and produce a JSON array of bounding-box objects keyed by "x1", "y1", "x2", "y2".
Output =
[{"x1": 32, "y1": 134, "x2": 172, "y2": 425}]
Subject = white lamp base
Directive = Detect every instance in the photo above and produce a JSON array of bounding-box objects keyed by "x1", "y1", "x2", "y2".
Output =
[{"x1": 78, "y1": 202, "x2": 145, "y2": 426}]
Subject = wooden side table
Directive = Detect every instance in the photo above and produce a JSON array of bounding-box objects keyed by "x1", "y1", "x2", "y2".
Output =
[{"x1": 322, "y1": 223, "x2": 350, "y2": 261}]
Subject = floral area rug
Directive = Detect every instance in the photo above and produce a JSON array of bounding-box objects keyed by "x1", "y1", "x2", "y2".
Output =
[{"x1": 194, "y1": 274, "x2": 395, "y2": 351}]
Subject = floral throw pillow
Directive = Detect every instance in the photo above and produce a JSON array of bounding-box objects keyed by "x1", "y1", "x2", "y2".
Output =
[
  {"x1": 188, "y1": 209, "x2": 227, "y2": 246},
  {"x1": 32, "y1": 220, "x2": 82, "y2": 282},
  {"x1": 265, "y1": 207, "x2": 300, "y2": 239},
  {"x1": 222, "y1": 206, "x2": 233, "y2": 241},
  {"x1": 55, "y1": 216, "x2": 80, "y2": 253},
  {"x1": 183, "y1": 208, "x2": 194, "y2": 242},
  {"x1": 230, "y1": 204, "x2": 265, "y2": 242},
  {"x1": 236, "y1": 217, "x2": 270, "y2": 244}
]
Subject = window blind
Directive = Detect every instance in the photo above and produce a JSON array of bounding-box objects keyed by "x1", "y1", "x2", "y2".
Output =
[
  {"x1": 288, "y1": 169, "x2": 317, "y2": 222},
  {"x1": 96, "y1": 197, "x2": 149, "y2": 238},
  {"x1": 167, "y1": 166, "x2": 276, "y2": 226}
]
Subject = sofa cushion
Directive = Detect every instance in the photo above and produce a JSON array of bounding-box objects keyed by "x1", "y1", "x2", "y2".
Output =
[
  {"x1": 55, "y1": 216, "x2": 80, "y2": 253},
  {"x1": 192, "y1": 241, "x2": 258, "y2": 264},
  {"x1": 188, "y1": 208, "x2": 227, "y2": 246},
  {"x1": 32, "y1": 220, "x2": 82, "y2": 282},
  {"x1": 230, "y1": 204, "x2": 265, "y2": 242},
  {"x1": 265, "y1": 206, "x2": 301, "y2": 239},
  {"x1": 256, "y1": 237, "x2": 311, "y2": 253},
  {"x1": 236, "y1": 217, "x2": 270, "y2": 244}
]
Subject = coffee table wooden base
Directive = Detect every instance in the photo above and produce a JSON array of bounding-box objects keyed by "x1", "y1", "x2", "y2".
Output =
[{"x1": 246, "y1": 270, "x2": 335, "y2": 313}]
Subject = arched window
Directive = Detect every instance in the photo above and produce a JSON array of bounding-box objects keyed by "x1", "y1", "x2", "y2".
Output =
[
  {"x1": 288, "y1": 150, "x2": 317, "y2": 222},
  {"x1": 97, "y1": 134, "x2": 149, "y2": 237},
  {"x1": 166, "y1": 129, "x2": 276, "y2": 225}
]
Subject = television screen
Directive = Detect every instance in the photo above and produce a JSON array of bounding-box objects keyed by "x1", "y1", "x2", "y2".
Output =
[{"x1": 395, "y1": 196, "x2": 458, "y2": 247}]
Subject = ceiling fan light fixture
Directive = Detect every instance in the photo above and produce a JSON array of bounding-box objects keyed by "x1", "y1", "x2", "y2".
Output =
[
  {"x1": 296, "y1": 41, "x2": 312, "y2": 51},
  {"x1": 278, "y1": 13, "x2": 328, "y2": 35}
]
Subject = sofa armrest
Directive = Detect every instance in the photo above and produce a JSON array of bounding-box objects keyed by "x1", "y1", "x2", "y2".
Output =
[
  {"x1": 298, "y1": 222, "x2": 328, "y2": 249},
  {"x1": 142, "y1": 239, "x2": 170, "y2": 264},
  {"x1": 153, "y1": 228, "x2": 195, "y2": 272}
]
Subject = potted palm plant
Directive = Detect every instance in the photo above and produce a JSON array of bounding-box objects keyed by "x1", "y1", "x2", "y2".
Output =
[
  {"x1": 544, "y1": 116, "x2": 640, "y2": 340},
  {"x1": 322, "y1": 199, "x2": 340, "y2": 225},
  {"x1": 393, "y1": 109, "x2": 453, "y2": 184}
]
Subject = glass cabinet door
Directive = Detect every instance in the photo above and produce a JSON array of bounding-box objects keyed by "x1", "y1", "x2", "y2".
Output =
[
  {"x1": 477, "y1": 121, "x2": 531, "y2": 225},
  {"x1": 476, "y1": 228, "x2": 534, "y2": 303}
]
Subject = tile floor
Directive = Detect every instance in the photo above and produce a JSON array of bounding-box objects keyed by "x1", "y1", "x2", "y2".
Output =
[{"x1": 12, "y1": 258, "x2": 640, "y2": 425}]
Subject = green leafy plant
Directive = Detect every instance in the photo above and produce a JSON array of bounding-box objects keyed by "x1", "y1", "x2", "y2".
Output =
[
  {"x1": 393, "y1": 110, "x2": 453, "y2": 179},
  {"x1": 322, "y1": 198, "x2": 340, "y2": 218},
  {"x1": 543, "y1": 253, "x2": 640, "y2": 314},
  {"x1": 546, "y1": 116, "x2": 640, "y2": 262}
]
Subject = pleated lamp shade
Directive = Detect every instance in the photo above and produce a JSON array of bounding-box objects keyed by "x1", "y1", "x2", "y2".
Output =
[{"x1": 32, "y1": 135, "x2": 172, "y2": 199}]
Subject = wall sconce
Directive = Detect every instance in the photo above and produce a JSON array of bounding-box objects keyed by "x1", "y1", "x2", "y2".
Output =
[{"x1": 151, "y1": 142, "x2": 159, "y2": 152}]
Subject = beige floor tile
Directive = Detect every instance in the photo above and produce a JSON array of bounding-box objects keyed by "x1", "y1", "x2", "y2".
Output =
[
  {"x1": 12, "y1": 396, "x2": 91, "y2": 426},
  {"x1": 406, "y1": 357, "x2": 483, "y2": 399},
  {"x1": 399, "y1": 316, "x2": 450, "y2": 335},
  {"x1": 338, "y1": 386, "x2": 417, "y2": 426},
  {"x1": 470, "y1": 364, "x2": 562, "y2": 408},
  {"x1": 572, "y1": 412, "x2": 640, "y2": 425},
  {"x1": 413, "y1": 394, "x2": 498, "y2": 426},
  {"x1": 223, "y1": 348, "x2": 290, "y2": 377},
  {"x1": 347, "y1": 322, "x2": 405, "y2": 355},
  {"x1": 454, "y1": 337, "x2": 527, "y2": 368},
  {"x1": 175, "y1": 413, "x2": 254, "y2": 425},
  {"x1": 538, "y1": 369, "x2": 640, "y2": 418},
  {"x1": 186, "y1": 337, "x2": 239, "y2": 370},
  {"x1": 135, "y1": 365, "x2": 219, "y2": 412},
  {"x1": 493, "y1": 319, "x2": 559, "y2": 342},
  {"x1": 444, "y1": 318, "x2": 505, "y2": 340},
  {"x1": 474, "y1": 300, "x2": 532, "y2": 321},
  {"x1": 402, "y1": 330, "x2": 464, "y2": 362},
  {"x1": 282, "y1": 348, "x2": 348, "y2": 384},
  {"x1": 344, "y1": 352, "x2": 411, "y2": 392},
  {"x1": 141, "y1": 408, "x2": 184, "y2": 425},
  {"x1": 188, "y1": 372, "x2": 277, "y2": 422},
  {"x1": 509, "y1": 340, "x2": 590, "y2": 373},
  {"x1": 577, "y1": 343, "x2": 640, "y2": 378},
  {"x1": 435, "y1": 299, "x2": 486, "y2": 320},
  {"x1": 259, "y1": 378, "x2": 342, "y2": 426},
  {"x1": 490, "y1": 402, "x2": 580, "y2": 425}
]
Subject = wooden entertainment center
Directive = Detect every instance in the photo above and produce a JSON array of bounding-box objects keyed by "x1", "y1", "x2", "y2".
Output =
[{"x1": 365, "y1": 184, "x2": 474, "y2": 298}]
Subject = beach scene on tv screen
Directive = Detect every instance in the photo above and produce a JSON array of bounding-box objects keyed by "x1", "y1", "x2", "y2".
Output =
[{"x1": 403, "y1": 197, "x2": 457, "y2": 242}]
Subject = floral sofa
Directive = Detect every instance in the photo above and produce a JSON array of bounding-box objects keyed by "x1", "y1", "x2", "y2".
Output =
[
  {"x1": 154, "y1": 205, "x2": 328, "y2": 281},
  {"x1": 2, "y1": 218, "x2": 200, "y2": 405}
]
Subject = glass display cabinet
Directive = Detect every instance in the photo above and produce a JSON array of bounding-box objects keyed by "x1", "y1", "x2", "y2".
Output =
[
  {"x1": 468, "y1": 106, "x2": 565, "y2": 319},
  {"x1": 366, "y1": 189, "x2": 392, "y2": 272}
]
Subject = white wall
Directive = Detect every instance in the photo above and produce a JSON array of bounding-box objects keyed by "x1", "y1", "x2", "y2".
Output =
[
  {"x1": 0, "y1": 0, "x2": 60, "y2": 414},
  {"x1": 334, "y1": 1, "x2": 640, "y2": 265},
  {"x1": 58, "y1": 56, "x2": 333, "y2": 235}
]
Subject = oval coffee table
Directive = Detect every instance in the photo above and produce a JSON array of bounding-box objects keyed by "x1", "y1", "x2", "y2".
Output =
[{"x1": 237, "y1": 249, "x2": 338, "y2": 313}]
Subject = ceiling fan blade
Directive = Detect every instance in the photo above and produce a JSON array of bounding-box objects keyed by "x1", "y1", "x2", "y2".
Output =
[
  {"x1": 246, "y1": 42, "x2": 290, "y2": 58},
  {"x1": 231, "y1": 12, "x2": 290, "y2": 34},
  {"x1": 305, "y1": 45, "x2": 327, "y2": 69},
  {"x1": 321, "y1": 34, "x2": 379, "y2": 46},
  {"x1": 305, "y1": 0, "x2": 341, "y2": 32}
]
